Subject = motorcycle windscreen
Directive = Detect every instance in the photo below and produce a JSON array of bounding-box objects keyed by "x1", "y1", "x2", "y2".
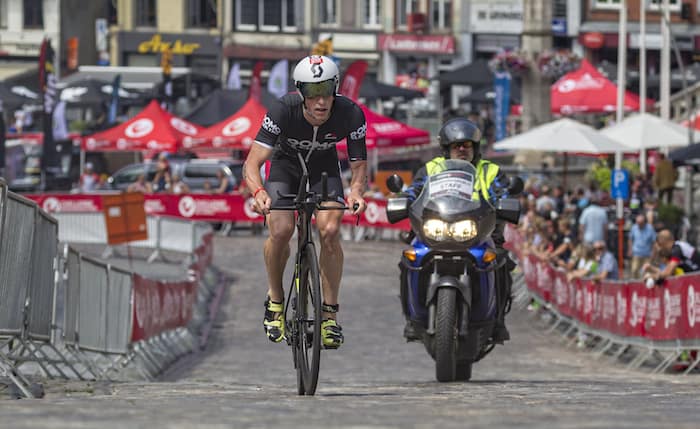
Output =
[{"x1": 413, "y1": 160, "x2": 482, "y2": 218}]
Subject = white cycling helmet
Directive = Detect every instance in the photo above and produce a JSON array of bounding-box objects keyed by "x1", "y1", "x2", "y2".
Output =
[{"x1": 292, "y1": 55, "x2": 339, "y2": 98}]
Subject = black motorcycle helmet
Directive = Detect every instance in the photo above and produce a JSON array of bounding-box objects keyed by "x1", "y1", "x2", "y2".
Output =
[{"x1": 438, "y1": 117, "x2": 483, "y2": 163}]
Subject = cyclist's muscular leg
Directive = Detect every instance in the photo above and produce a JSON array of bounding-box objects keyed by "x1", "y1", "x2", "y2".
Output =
[
  {"x1": 315, "y1": 204, "x2": 344, "y2": 320},
  {"x1": 264, "y1": 211, "x2": 295, "y2": 302}
]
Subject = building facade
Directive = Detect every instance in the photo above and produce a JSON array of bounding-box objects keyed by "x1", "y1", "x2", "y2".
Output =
[{"x1": 579, "y1": 0, "x2": 700, "y2": 72}]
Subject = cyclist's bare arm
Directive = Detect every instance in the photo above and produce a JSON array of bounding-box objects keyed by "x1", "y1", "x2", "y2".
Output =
[
  {"x1": 346, "y1": 160, "x2": 368, "y2": 214},
  {"x1": 244, "y1": 142, "x2": 273, "y2": 214}
]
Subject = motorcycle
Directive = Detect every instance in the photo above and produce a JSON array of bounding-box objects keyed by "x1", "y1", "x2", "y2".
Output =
[{"x1": 385, "y1": 159, "x2": 522, "y2": 382}]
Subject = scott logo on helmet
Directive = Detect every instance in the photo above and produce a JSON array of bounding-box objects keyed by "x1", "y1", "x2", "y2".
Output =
[{"x1": 311, "y1": 63, "x2": 323, "y2": 78}]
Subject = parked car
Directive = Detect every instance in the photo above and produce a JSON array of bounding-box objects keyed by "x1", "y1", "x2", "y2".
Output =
[{"x1": 107, "y1": 159, "x2": 243, "y2": 192}]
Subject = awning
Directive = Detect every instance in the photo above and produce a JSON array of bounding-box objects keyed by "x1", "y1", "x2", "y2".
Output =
[{"x1": 0, "y1": 63, "x2": 37, "y2": 81}]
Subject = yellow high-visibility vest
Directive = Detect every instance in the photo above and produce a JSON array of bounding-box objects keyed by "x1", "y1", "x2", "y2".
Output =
[{"x1": 425, "y1": 157, "x2": 499, "y2": 201}]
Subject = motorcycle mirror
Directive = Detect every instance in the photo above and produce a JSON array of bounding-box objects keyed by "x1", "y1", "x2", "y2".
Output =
[
  {"x1": 508, "y1": 176, "x2": 524, "y2": 196},
  {"x1": 386, "y1": 174, "x2": 404, "y2": 193}
]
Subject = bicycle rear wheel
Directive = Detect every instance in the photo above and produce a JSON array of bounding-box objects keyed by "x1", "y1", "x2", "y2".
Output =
[{"x1": 294, "y1": 242, "x2": 322, "y2": 395}]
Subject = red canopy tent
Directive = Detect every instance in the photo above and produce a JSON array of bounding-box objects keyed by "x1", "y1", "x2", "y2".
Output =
[
  {"x1": 182, "y1": 98, "x2": 267, "y2": 151},
  {"x1": 336, "y1": 104, "x2": 430, "y2": 153},
  {"x1": 82, "y1": 100, "x2": 203, "y2": 152},
  {"x1": 551, "y1": 59, "x2": 651, "y2": 115}
]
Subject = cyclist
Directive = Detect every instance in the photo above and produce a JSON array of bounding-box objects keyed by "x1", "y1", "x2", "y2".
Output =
[
  {"x1": 243, "y1": 55, "x2": 368, "y2": 349},
  {"x1": 404, "y1": 117, "x2": 517, "y2": 344}
]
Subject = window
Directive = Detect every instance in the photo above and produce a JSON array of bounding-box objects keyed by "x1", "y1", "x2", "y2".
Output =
[
  {"x1": 187, "y1": 0, "x2": 217, "y2": 28},
  {"x1": 319, "y1": 0, "x2": 338, "y2": 25},
  {"x1": 431, "y1": 0, "x2": 451, "y2": 30},
  {"x1": 107, "y1": 0, "x2": 118, "y2": 25},
  {"x1": 234, "y1": 0, "x2": 296, "y2": 32},
  {"x1": 23, "y1": 0, "x2": 44, "y2": 28},
  {"x1": 396, "y1": 0, "x2": 418, "y2": 28},
  {"x1": 362, "y1": 0, "x2": 381, "y2": 27},
  {"x1": 553, "y1": 0, "x2": 567, "y2": 18},
  {"x1": 0, "y1": 0, "x2": 8, "y2": 29},
  {"x1": 592, "y1": 0, "x2": 621, "y2": 9},
  {"x1": 135, "y1": 0, "x2": 157, "y2": 27},
  {"x1": 647, "y1": 0, "x2": 681, "y2": 12}
]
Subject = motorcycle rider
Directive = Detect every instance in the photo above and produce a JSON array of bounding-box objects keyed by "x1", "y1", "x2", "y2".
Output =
[{"x1": 403, "y1": 117, "x2": 517, "y2": 344}]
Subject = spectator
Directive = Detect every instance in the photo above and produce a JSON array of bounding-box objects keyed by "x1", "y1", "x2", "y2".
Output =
[
  {"x1": 127, "y1": 174, "x2": 152, "y2": 193},
  {"x1": 628, "y1": 178, "x2": 647, "y2": 217},
  {"x1": 550, "y1": 216, "x2": 576, "y2": 266},
  {"x1": 535, "y1": 184, "x2": 555, "y2": 215},
  {"x1": 651, "y1": 229, "x2": 700, "y2": 280},
  {"x1": 628, "y1": 214, "x2": 657, "y2": 279},
  {"x1": 591, "y1": 240, "x2": 619, "y2": 281},
  {"x1": 566, "y1": 244, "x2": 598, "y2": 282},
  {"x1": 552, "y1": 185, "x2": 565, "y2": 214},
  {"x1": 578, "y1": 196, "x2": 608, "y2": 245},
  {"x1": 642, "y1": 247, "x2": 684, "y2": 287},
  {"x1": 170, "y1": 174, "x2": 190, "y2": 194},
  {"x1": 79, "y1": 162, "x2": 100, "y2": 192},
  {"x1": 212, "y1": 169, "x2": 234, "y2": 194},
  {"x1": 652, "y1": 153, "x2": 678, "y2": 204},
  {"x1": 151, "y1": 156, "x2": 172, "y2": 193}
]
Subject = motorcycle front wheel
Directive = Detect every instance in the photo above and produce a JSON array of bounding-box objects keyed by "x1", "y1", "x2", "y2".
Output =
[{"x1": 434, "y1": 288, "x2": 460, "y2": 382}]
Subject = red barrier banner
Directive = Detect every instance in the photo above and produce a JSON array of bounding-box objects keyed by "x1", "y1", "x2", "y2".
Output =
[
  {"x1": 536, "y1": 261, "x2": 554, "y2": 302},
  {"x1": 506, "y1": 226, "x2": 700, "y2": 342},
  {"x1": 28, "y1": 194, "x2": 103, "y2": 213},
  {"x1": 26, "y1": 193, "x2": 411, "y2": 229},
  {"x1": 131, "y1": 274, "x2": 197, "y2": 342},
  {"x1": 191, "y1": 232, "x2": 213, "y2": 277}
]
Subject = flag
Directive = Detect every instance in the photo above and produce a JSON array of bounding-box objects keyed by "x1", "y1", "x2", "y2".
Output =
[
  {"x1": 249, "y1": 61, "x2": 264, "y2": 101},
  {"x1": 107, "y1": 74, "x2": 121, "y2": 124},
  {"x1": 39, "y1": 37, "x2": 59, "y2": 172},
  {"x1": 161, "y1": 45, "x2": 173, "y2": 110},
  {"x1": 0, "y1": 100, "x2": 5, "y2": 174},
  {"x1": 494, "y1": 71, "x2": 511, "y2": 142},
  {"x1": 227, "y1": 62, "x2": 241, "y2": 89},
  {"x1": 339, "y1": 60, "x2": 368, "y2": 101},
  {"x1": 52, "y1": 100, "x2": 68, "y2": 140},
  {"x1": 267, "y1": 59, "x2": 289, "y2": 99}
]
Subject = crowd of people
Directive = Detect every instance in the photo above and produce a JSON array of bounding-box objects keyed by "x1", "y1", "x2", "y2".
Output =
[{"x1": 515, "y1": 173, "x2": 699, "y2": 287}]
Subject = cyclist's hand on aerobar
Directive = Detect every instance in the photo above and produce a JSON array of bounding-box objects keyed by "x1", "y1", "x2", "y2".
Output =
[
  {"x1": 253, "y1": 189, "x2": 272, "y2": 215},
  {"x1": 346, "y1": 192, "x2": 366, "y2": 215}
]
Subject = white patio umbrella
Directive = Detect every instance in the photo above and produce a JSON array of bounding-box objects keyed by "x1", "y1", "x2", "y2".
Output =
[
  {"x1": 493, "y1": 118, "x2": 633, "y2": 153},
  {"x1": 600, "y1": 113, "x2": 698, "y2": 150}
]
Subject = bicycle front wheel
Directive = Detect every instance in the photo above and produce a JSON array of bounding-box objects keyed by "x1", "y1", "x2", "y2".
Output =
[{"x1": 295, "y1": 242, "x2": 322, "y2": 395}]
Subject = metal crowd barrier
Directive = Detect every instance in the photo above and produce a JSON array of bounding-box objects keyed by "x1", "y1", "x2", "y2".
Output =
[
  {"x1": 506, "y1": 225, "x2": 700, "y2": 376},
  {"x1": 0, "y1": 180, "x2": 63, "y2": 397},
  {"x1": 0, "y1": 178, "x2": 225, "y2": 398}
]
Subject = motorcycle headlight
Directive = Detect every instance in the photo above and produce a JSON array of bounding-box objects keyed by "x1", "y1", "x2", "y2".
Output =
[
  {"x1": 423, "y1": 219, "x2": 449, "y2": 241},
  {"x1": 449, "y1": 220, "x2": 478, "y2": 242}
]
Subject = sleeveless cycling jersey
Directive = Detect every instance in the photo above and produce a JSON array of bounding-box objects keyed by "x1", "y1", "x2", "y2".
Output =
[{"x1": 254, "y1": 93, "x2": 367, "y2": 162}]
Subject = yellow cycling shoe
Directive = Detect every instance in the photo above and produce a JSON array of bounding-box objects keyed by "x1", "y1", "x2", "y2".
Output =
[
  {"x1": 263, "y1": 296, "x2": 285, "y2": 343},
  {"x1": 321, "y1": 319, "x2": 343, "y2": 349}
]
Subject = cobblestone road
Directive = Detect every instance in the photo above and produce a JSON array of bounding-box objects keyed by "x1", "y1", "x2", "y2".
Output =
[{"x1": 2, "y1": 235, "x2": 699, "y2": 428}]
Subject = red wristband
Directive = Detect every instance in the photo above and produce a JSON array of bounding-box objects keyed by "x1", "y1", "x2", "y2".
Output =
[{"x1": 253, "y1": 186, "x2": 266, "y2": 198}]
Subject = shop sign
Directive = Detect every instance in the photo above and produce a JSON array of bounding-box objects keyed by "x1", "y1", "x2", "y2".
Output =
[
  {"x1": 470, "y1": 0, "x2": 523, "y2": 34},
  {"x1": 582, "y1": 32, "x2": 605, "y2": 49},
  {"x1": 552, "y1": 18, "x2": 567, "y2": 36},
  {"x1": 378, "y1": 35, "x2": 454, "y2": 54},
  {"x1": 137, "y1": 34, "x2": 201, "y2": 55}
]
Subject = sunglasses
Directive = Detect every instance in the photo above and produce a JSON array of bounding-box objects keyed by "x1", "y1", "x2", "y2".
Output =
[
  {"x1": 450, "y1": 141, "x2": 474, "y2": 149},
  {"x1": 594, "y1": 247, "x2": 604, "y2": 251},
  {"x1": 298, "y1": 80, "x2": 336, "y2": 98}
]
